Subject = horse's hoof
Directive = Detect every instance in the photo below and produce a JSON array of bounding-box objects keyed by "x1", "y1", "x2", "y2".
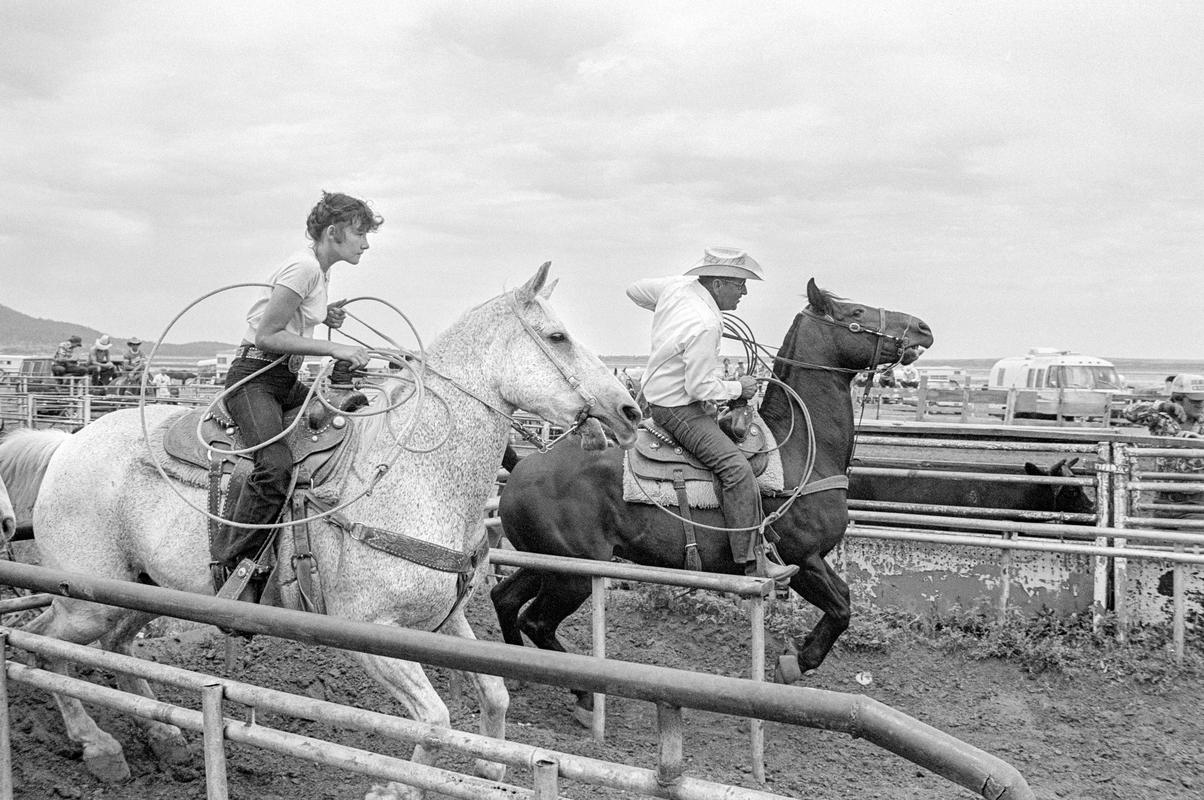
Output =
[
  {"x1": 474, "y1": 758, "x2": 506, "y2": 782},
  {"x1": 572, "y1": 704, "x2": 594, "y2": 729},
  {"x1": 364, "y1": 782, "x2": 421, "y2": 800},
  {"x1": 149, "y1": 731, "x2": 193, "y2": 765},
  {"x1": 83, "y1": 749, "x2": 131, "y2": 783},
  {"x1": 774, "y1": 654, "x2": 803, "y2": 685}
]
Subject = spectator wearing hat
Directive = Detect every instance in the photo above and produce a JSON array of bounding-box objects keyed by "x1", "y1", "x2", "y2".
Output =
[
  {"x1": 626, "y1": 246, "x2": 798, "y2": 583},
  {"x1": 88, "y1": 335, "x2": 119, "y2": 386},
  {"x1": 122, "y1": 337, "x2": 148, "y2": 377},
  {"x1": 51, "y1": 334, "x2": 88, "y2": 377},
  {"x1": 1123, "y1": 374, "x2": 1204, "y2": 517}
]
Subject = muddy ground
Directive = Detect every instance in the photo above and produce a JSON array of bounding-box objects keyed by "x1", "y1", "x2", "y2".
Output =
[{"x1": 4, "y1": 583, "x2": 1202, "y2": 800}]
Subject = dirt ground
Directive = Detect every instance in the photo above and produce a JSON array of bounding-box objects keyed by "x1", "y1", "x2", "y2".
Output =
[{"x1": 4, "y1": 584, "x2": 1202, "y2": 800}]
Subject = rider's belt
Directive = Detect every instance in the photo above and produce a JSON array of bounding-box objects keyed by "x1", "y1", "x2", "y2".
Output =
[{"x1": 236, "y1": 344, "x2": 304, "y2": 374}]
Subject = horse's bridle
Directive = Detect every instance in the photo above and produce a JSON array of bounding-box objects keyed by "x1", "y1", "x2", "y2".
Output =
[
  {"x1": 507, "y1": 293, "x2": 598, "y2": 412},
  {"x1": 742, "y1": 307, "x2": 915, "y2": 376},
  {"x1": 800, "y1": 307, "x2": 915, "y2": 372},
  {"x1": 406, "y1": 293, "x2": 600, "y2": 453}
]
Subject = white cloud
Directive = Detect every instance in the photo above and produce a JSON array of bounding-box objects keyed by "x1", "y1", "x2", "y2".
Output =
[{"x1": 1, "y1": 1, "x2": 1203, "y2": 358}]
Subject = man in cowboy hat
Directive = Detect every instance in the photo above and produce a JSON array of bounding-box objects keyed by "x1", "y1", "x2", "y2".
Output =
[
  {"x1": 51, "y1": 334, "x2": 88, "y2": 377},
  {"x1": 1124, "y1": 374, "x2": 1204, "y2": 518},
  {"x1": 87, "y1": 334, "x2": 119, "y2": 386},
  {"x1": 122, "y1": 337, "x2": 148, "y2": 377},
  {"x1": 626, "y1": 247, "x2": 798, "y2": 582}
]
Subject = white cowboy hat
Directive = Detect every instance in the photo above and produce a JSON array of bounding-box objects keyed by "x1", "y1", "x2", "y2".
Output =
[
  {"x1": 683, "y1": 247, "x2": 765, "y2": 281},
  {"x1": 94, "y1": 335, "x2": 112, "y2": 350}
]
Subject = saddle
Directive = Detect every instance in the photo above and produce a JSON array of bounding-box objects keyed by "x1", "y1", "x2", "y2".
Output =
[
  {"x1": 623, "y1": 408, "x2": 783, "y2": 572},
  {"x1": 162, "y1": 387, "x2": 368, "y2": 616},
  {"x1": 162, "y1": 387, "x2": 367, "y2": 481},
  {"x1": 627, "y1": 415, "x2": 771, "y2": 484}
]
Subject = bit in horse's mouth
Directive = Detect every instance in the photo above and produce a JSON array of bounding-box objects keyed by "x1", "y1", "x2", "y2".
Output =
[{"x1": 590, "y1": 415, "x2": 638, "y2": 449}]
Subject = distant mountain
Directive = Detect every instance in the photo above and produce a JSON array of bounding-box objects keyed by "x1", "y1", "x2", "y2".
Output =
[{"x1": 0, "y1": 303, "x2": 236, "y2": 359}]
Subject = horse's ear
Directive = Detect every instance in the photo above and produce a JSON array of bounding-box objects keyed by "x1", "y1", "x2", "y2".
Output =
[
  {"x1": 1065, "y1": 457, "x2": 1079, "y2": 471},
  {"x1": 805, "y1": 278, "x2": 828, "y2": 315},
  {"x1": 1024, "y1": 462, "x2": 1046, "y2": 475},
  {"x1": 515, "y1": 261, "x2": 553, "y2": 304},
  {"x1": 539, "y1": 277, "x2": 559, "y2": 300}
]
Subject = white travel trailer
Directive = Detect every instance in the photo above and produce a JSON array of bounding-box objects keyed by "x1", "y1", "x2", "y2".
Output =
[{"x1": 989, "y1": 349, "x2": 1123, "y2": 391}]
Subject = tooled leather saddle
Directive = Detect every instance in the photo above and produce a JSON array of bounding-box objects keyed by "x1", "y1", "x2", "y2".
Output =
[
  {"x1": 162, "y1": 388, "x2": 367, "y2": 481},
  {"x1": 162, "y1": 386, "x2": 368, "y2": 612},
  {"x1": 627, "y1": 404, "x2": 770, "y2": 483}
]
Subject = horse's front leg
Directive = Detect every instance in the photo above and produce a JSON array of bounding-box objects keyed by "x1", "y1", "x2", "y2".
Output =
[
  {"x1": 21, "y1": 602, "x2": 132, "y2": 782},
  {"x1": 439, "y1": 608, "x2": 509, "y2": 782},
  {"x1": 777, "y1": 552, "x2": 851, "y2": 682},
  {"x1": 349, "y1": 651, "x2": 449, "y2": 800},
  {"x1": 99, "y1": 612, "x2": 193, "y2": 766}
]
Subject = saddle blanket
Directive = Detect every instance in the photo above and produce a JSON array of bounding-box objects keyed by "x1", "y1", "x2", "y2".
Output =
[{"x1": 621, "y1": 427, "x2": 784, "y2": 509}]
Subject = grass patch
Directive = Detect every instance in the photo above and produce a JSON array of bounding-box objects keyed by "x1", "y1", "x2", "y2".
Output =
[{"x1": 616, "y1": 582, "x2": 1203, "y2": 685}]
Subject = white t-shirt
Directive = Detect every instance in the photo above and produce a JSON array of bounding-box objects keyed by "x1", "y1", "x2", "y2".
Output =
[{"x1": 242, "y1": 248, "x2": 329, "y2": 345}]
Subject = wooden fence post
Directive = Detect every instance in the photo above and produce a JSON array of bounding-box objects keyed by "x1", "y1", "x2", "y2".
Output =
[{"x1": 913, "y1": 375, "x2": 929, "y2": 422}]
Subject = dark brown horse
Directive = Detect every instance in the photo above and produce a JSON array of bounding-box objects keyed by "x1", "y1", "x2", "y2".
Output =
[{"x1": 492, "y1": 278, "x2": 933, "y2": 719}]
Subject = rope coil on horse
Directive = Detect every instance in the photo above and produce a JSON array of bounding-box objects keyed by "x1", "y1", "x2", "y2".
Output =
[
  {"x1": 627, "y1": 302, "x2": 917, "y2": 539},
  {"x1": 625, "y1": 373, "x2": 820, "y2": 535},
  {"x1": 138, "y1": 283, "x2": 595, "y2": 534}
]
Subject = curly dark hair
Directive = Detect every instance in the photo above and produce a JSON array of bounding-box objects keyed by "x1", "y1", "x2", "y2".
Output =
[{"x1": 305, "y1": 191, "x2": 384, "y2": 241}]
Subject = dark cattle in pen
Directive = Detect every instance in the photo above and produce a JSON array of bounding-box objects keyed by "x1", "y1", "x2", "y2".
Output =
[{"x1": 847, "y1": 457, "x2": 1095, "y2": 519}]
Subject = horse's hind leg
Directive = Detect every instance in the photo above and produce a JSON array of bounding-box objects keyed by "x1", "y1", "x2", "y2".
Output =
[
  {"x1": 517, "y1": 573, "x2": 591, "y2": 653},
  {"x1": 98, "y1": 612, "x2": 192, "y2": 766},
  {"x1": 786, "y1": 552, "x2": 851, "y2": 675},
  {"x1": 20, "y1": 601, "x2": 133, "y2": 782},
  {"x1": 489, "y1": 566, "x2": 542, "y2": 647},
  {"x1": 517, "y1": 574, "x2": 594, "y2": 722},
  {"x1": 439, "y1": 609, "x2": 508, "y2": 782},
  {"x1": 350, "y1": 652, "x2": 451, "y2": 800}
]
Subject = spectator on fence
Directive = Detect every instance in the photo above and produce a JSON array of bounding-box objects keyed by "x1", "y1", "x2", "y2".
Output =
[
  {"x1": 1122, "y1": 373, "x2": 1204, "y2": 518},
  {"x1": 51, "y1": 334, "x2": 88, "y2": 377},
  {"x1": 123, "y1": 337, "x2": 148, "y2": 377},
  {"x1": 151, "y1": 371, "x2": 173, "y2": 398},
  {"x1": 87, "y1": 335, "x2": 119, "y2": 386}
]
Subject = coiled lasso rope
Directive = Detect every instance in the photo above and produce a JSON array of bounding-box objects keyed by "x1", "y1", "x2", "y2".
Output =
[{"x1": 137, "y1": 284, "x2": 433, "y2": 532}]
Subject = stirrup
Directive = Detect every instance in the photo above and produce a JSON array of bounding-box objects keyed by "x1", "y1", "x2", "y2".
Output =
[{"x1": 214, "y1": 558, "x2": 266, "y2": 603}]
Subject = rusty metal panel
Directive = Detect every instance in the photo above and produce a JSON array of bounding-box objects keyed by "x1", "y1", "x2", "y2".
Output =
[{"x1": 841, "y1": 538, "x2": 1095, "y2": 617}]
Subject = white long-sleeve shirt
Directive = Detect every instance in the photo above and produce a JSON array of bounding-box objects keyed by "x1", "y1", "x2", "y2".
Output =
[{"x1": 626, "y1": 276, "x2": 743, "y2": 407}]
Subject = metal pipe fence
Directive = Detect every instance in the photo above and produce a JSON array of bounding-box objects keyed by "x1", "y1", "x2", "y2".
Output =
[
  {"x1": 0, "y1": 561, "x2": 1034, "y2": 800},
  {"x1": 486, "y1": 547, "x2": 772, "y2": 781}
]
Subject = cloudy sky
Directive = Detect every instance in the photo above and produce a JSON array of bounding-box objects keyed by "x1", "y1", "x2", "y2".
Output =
[{"x1": 2, "y1": 1, "x2": 1202, "y2": 360}]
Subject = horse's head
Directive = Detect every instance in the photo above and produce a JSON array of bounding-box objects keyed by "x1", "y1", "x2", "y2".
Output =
[
  {"x1": 492, "y1": 263, "x2": 642, "y2": 448},
  {"x1": 803, "y1": 278, "x2": 934, "y2": 370}
]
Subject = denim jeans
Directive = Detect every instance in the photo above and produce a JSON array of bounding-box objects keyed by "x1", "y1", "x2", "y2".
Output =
[
  {"x1": 211, "y1": 357, "x2": 310, "y2": 568},
  {"x1": 649, "y1": 401, "x2": 761, "y2": 562}
]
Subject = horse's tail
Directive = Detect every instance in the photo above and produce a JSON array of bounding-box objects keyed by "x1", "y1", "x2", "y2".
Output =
[{"x1": 0, "y1": 427, "x2": 71, "y2": 537}]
